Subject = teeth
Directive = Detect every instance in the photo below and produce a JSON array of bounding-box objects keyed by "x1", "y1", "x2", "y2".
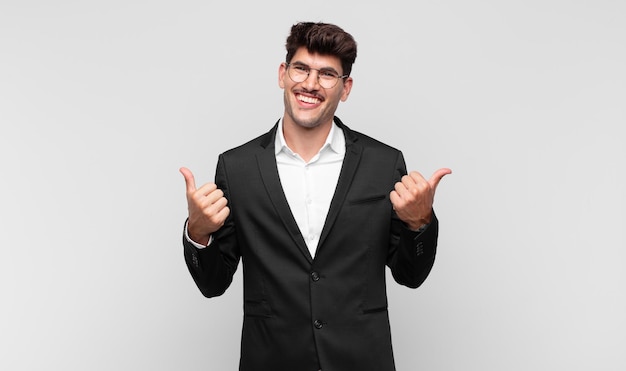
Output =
[{"x1": 297, "y1": 95, "x2": 320, "y2": 104}]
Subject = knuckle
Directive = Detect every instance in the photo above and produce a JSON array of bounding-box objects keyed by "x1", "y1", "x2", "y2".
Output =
[{"x1": 208, "y1": 214, "x2": 221, "y2": 224}]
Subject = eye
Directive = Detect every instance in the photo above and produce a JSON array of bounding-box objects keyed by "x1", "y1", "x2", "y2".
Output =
[
  {"x1": 293, "y1": 65, "x2": 309, "y2": 73},
  {"x1": 319, "y1": 70, "x2": 338, "y2": 79}
]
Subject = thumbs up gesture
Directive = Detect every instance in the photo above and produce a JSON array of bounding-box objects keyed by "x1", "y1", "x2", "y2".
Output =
[
  {"x1": 390, "y1": 168, "x2": 451, "y2": 231},
  {"x1": 180, "y1": 167, "x2": 231, "y2": 245}
]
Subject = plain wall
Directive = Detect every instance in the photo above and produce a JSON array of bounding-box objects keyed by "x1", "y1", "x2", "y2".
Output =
[{"x1": 1, "y1": 1, "x2": 624, "y2": 370}]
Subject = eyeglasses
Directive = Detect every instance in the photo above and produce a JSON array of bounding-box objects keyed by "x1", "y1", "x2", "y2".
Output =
[{"x1": 286, "y1": 63, "x2": 348, "y2": 89}]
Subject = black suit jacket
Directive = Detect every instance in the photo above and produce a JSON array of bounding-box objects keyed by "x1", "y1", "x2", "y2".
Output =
[{"x1": 183, "y1": 117, "x2": 438, "y2": 371}]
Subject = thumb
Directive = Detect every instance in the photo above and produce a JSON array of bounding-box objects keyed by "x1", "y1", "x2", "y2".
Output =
[
  {"x1": 428, "y1": 168, "x2": 452, "y2": 191},
  {"x1": 179, "y1": 167, "x2": 197, "y2": 193}
]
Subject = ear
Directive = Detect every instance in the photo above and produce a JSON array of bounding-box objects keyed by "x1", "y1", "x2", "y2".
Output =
[
  {"x1": 278, "y1": 63, "x2": 287, "y2": 89},
  {"x1": 340, "y1": 77, "x2": 353, "y2": 102}
]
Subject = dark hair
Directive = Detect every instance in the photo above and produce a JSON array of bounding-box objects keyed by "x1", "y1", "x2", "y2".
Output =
[{"x1": 285, "y1": 22, "x2": 357, "y2": 77}]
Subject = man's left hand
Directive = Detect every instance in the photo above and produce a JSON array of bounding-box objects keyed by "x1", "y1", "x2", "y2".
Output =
[{"x1": 390, "y1": 168, "x2": 452, "y2": 230}]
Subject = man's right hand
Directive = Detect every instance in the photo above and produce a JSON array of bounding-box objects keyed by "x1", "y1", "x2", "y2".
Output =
[{"x1": 180, "y1": 167, "x2": 230, "y2": 246}]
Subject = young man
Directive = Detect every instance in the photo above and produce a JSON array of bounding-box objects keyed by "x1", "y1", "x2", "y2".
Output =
[{"x1": 180, "y1": 21, "x2": 451, "y2": 371}]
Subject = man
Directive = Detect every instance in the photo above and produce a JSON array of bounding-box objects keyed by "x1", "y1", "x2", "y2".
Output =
[{"x1": 180, "y1": 21, "x2": 451, "y2": 371}]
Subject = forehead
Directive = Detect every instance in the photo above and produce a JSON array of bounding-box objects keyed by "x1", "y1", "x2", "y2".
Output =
[{"x1": 291, "y1": 47, "x2": 342, "y2": 71}]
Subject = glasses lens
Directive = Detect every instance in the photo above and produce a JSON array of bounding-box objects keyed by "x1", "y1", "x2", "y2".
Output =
[
  {"x1": 288, "y1": 64, "x2": 308, "y2": 83},
  {"x1": 288, "y1": 64, "x2": 341, "y2": 89},
  {"x1": 318, "y1": 71, "x2": 340, "y2": 89}
]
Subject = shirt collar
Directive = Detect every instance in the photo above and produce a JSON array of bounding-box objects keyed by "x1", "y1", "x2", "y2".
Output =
[{"x1": 275, "y1": 118, "x2": 345, "y2": 156}]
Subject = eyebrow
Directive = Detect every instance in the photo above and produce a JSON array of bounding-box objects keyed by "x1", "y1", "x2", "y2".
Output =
[{"x1": 291, "y1": 61, "x2": 340, "y2": 74}]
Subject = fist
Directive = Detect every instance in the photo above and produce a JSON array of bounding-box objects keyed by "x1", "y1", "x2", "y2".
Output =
[
  {"x1": 180, "y1": 167, "x2": 230, "y2": 245},
  {"x1": 390, "y1": 168, "x2": 451, "y2": 230}
]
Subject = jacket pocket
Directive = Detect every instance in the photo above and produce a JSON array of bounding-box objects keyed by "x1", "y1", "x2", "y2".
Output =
[
  {"x1": 244, "y1": 299, "x2": 273, "y2": 318},
  {"x1": 362, "y1": 305, "x2": 388, "y2": 315},
  {"x1": 347, "y1": 194, "x2": 386, "y2": 206}
]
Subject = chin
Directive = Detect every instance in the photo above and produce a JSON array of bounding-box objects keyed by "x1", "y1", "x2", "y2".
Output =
[
  {"x1": 288, "y1": 110, "x2": 325, "y2": 129},
  {"x1": 294, "y1": 118, "x2": 323, "y2": 129}
]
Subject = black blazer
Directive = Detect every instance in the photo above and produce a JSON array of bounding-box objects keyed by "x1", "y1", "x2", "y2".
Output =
[{"x1": 183, "y1": 117, "x2": 438, "y2": 371}]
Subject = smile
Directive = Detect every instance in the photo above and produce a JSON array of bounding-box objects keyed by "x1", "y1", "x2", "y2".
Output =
[{"x1": 296, "y1": 94, "x2": 321, "y2": 105}]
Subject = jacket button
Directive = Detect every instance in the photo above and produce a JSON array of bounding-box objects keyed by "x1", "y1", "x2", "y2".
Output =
[
  {"x1": 314, "y1": 320, "x2": 323, "y2": 329},
  {"x1": 311, "y1": 271, "x2": 320, "y2": 281},
  {"x1": 416, "y1": 242, "x2": 424, "y2": 256}
]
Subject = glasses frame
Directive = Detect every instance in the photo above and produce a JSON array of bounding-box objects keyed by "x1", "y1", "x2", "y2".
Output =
[{"x1": 285, "y1": 63, "x2": 349, "y2": 89}]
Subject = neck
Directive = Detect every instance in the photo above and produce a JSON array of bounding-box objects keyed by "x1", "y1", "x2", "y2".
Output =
[{"x1": 282, "y1": 119, "x2": 332, "y2": 162}]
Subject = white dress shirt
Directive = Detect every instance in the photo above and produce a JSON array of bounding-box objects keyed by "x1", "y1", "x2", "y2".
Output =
[
  {"x1": 186, "y1": 119, "x2": 345, "y2": 258},
  {"x1": 274, "y1": 119, "x2": 345, "y2": 257}
]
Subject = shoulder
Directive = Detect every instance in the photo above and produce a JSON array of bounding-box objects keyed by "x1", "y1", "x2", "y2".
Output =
[
  {"x1": 351, "y1": 129, "x2": 400, "y2": 152},
  {"x1": 337, "y1": 117, "x2": 401, "y2": 155}
]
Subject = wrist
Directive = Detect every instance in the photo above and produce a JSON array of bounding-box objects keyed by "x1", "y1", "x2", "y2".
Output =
[{"x1": 185, "y1": 221, "x2": 211, "y2": 246}]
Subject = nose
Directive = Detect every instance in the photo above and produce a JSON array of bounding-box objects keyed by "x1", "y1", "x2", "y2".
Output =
[{"x1": 302, "y1": 69, "x2": 321, "y2": 90}]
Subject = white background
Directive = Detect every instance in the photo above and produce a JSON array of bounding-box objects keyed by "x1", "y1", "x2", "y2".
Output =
[{"x1": 1, "y1": 1, "x2": 624, "y2": 370}]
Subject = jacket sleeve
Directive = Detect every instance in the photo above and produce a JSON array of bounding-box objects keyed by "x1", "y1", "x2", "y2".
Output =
[
  {"x1": 183, "y1": 154, "x2": 240, "y2": 298},
  {"x1": 386, "y1": 151, "x2": 438, "y2": 289}
]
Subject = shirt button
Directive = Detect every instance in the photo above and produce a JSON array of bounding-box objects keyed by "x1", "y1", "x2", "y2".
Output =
[
  {"x1": 314, "y1": 320, "x2": 323, "y2": 329},
  {"x1": 311, "y1": 271, "x2": 320, "y2": 281}
]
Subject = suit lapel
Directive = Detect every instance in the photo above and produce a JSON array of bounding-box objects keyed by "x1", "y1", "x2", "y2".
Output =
[
  {"x1": 257, "y1": 122, "x2": 313, "y2": 262},
  {"x1": 316, "y1": 117, "x2": 362, "y2": 254}
]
